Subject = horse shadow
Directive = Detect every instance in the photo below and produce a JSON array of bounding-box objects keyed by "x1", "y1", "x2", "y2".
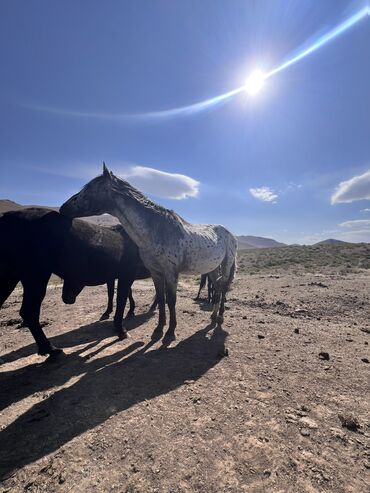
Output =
[
  {"x1": 193, "y1": 298, "x2": 213, "y2": 312},
  {"x1": 0, "y1": 310, "x2": 155, "y2": 364},
  {"x1": 0, "y1": 323, "x2": 227, "y2": 479},
  {"x1": 0, "y1": 312, "x2": 156, "y2": 412}
]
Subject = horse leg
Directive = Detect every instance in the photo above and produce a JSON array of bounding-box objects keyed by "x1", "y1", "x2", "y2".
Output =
[
  {"x1": 114, "y1": 276, "x2": 135, "y2": 339},
  {"x1": 207, "y1": 275, "x2": 213, "y2": 304},
  {"x1": 125, "y1": 288, "x2": 135, "y2": 319},
  {"x1": 100, "y1": 279, "x2": 115, "y2": 320},
  {"x1": 163, "y1": 274, "x2": 178, "y2": 345},
  {"x1": 216, "y1": 258, "x2": 236, "y2": 324},
  {"x1": 208, "y1": 268, "x2": 221, "y2": 323},
  {"x1": 149, "y1": 295, "x2": 158, "y2": 312},
  {"x1": 151, "y1": 274, "x2": 166, "y2": 340},
  {"x1": 20, "y1": 275, "x2": 63, "y2": 357},
  {"x1": 195, "y1": 274, "x2": 206, "y2": 301},
  {"x1": 0, "y1": 276, "x2": 18, "y2": 309}
]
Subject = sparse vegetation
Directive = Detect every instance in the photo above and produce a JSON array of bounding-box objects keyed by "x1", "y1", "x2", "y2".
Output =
[{"x1": 237, "y1": 243, "x2": 370, "y2": 274}]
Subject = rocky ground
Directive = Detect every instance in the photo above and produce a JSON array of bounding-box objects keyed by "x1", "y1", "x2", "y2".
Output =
[{"x1": 0, "y1": 269, "x2": 369, "y2": 492}]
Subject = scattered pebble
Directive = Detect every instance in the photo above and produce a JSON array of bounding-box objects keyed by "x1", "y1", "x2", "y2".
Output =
[
  {"x1": 361, "y1": 358, "x2": 369, "y2": 364},
  {"x1": 319, "y1": 352, "x2": 330, "y2": 361},
  {"x1": 294, "y1": 328, "x2": 300, "y2": 334},
  {"x1": 300, "y1": 428, "x2": 310, "y2": 437},
  {"x1": 257, "y1": 334, "x2": 265, "y2": 339}
]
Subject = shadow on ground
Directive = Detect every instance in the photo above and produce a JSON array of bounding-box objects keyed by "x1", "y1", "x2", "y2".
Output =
[
  {"x1": 0, "y1": 311, "x2": 155, "y2": 364},
  {"x1": 0, "y1": 323, "x2": 226, "y2": 479}
]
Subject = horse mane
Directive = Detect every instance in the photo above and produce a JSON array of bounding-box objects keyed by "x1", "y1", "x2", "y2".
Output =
[{"x1": 109, "y1": 173, "x2": 189, "y2": 227}]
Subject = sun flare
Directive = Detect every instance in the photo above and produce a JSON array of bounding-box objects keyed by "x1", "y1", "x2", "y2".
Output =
[{"x1": 245, "y1": 70, "x2": 265, "y2": 96}]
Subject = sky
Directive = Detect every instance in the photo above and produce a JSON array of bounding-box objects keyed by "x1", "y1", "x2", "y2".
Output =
[{"x1": 0, "y1": 0, "x2": 369, "y2": 244}]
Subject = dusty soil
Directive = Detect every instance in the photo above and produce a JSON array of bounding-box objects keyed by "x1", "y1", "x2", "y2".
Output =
[{"x1": 0, "y1": 271, "x2": 369, "y2": 493}]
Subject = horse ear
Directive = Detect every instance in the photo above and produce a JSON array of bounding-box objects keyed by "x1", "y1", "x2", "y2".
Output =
[{"x1": 102, "y1": 162, "x2": 111, "y2": 179}]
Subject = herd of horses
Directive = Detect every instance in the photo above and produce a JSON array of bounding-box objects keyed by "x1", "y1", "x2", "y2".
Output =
[{"x1": 0, "y1": 164, "x2": 237, "y2": 359}]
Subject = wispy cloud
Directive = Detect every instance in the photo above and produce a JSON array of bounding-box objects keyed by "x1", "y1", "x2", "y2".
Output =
[
  {"x1": 33, "y1": 163, "x2": 199, "y2": 200},
  {"x1": 302, "y1": 218, "x2": 370, "y2": 244},
  {"x1": 331, "y1": 169, "x2": 370, "y2": 204},
  {"x1": 361, "y1": 208, "x2": 370, "y2": 212},
  {"x1": 249, "y1": 186, "x2": 278, "y2": 203},
  {"x1": 339, "y1": 219, "x2": 370, "y2": 229}
]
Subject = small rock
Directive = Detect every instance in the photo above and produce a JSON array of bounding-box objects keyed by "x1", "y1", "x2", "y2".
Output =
[
  {"x1": 319, "y1": 352, "x2": 330, "y2": 361},
  {"x1": 294, "y1": 328, "x2": 300, "y2": 334},
  {"x1": 299, "y1": 417, "x2": 318, "y2": 429},
  {"x1": 300, "y1": 428, "x2": 310, "y2": 437},
  {"x1": 58, "y1": 473, "x2": 66, "y2": 484},
  {"x1": 257, "y1": 334, "x2": 265, "y2": 340},
  {"x1": 338, "y1": 414, "x2": 360, "y2": 432},
  {"x1": 262, "y1": 470, "x2": 271, "y2": 478},
  {"x1": 242, "y1": 315, "x2": 247, "y2": 320},
  {"x1": 361, "y1": 358, "x2": 369, "y2": 364}
]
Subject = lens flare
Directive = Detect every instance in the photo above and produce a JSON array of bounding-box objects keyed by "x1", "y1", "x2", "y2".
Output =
[
  {"x1": 25, "y1": 5, "x2": 370, "y2": 121},
  {"x1": 245, "y1": 70, "x2": 266, "y2": 95}
]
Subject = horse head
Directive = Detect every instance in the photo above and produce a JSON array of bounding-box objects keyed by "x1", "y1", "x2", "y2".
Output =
[
  {"x1": 60, "y1": 163, "x2": 115, "y2": 218},
  {"x1": 62, "y1": 279, "x2": 84, "y2": 305}
]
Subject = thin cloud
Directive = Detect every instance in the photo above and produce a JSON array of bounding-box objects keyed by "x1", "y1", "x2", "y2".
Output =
[
  {"x1": 249, "y1": 186, "x2": 278, "y2": 203},
  {"x1": 361, "y1": 208, "x2": 370, "y2": 212},
  {"x1": 339, "y1": 219, "x2": 370, "y2": 228},
  {"x1": 122, "y1": 166, "x2": 199, "y2": 200},
  {"x1": 331, "y1": 169, "x2": 370, "y2": 204}
]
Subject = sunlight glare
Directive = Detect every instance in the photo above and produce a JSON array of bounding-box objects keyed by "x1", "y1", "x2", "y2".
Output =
[{"x1": 245, "y1": 70, "x2": 265, "y2": 96}]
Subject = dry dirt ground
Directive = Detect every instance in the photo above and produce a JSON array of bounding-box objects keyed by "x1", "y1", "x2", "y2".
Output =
[{"x1": 0, "y1": 270, "x2": 369, "y2": 493}]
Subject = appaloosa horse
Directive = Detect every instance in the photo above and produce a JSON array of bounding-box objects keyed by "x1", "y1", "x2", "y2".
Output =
[
  {"x1": 60, "y1": 164, "x2": 237, "y2": 345},
  {"x1": 0, "y1": 208, "x2": 152, "y2": 358}
]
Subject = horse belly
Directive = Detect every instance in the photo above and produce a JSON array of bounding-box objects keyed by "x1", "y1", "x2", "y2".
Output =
[{"x1": 183, "y1": 247, "x2": 225, "y2": 274}]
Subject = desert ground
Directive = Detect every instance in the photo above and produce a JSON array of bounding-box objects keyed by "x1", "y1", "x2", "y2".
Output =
[{"x1": 0, "y1": 246, "x2": 369, "y2": 493}]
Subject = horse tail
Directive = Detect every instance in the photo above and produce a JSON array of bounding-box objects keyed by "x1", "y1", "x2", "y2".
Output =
[
  {"x1": 224, "y1": 232, "x2": 237, "y2": 292},
  {"x1": 225, "y1": 258, "x2": 236, "y2": 293}
]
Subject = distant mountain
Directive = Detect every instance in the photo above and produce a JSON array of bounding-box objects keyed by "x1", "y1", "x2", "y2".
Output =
[
  {"x1": 315, "y1": 239, "x2": 350, "y2": 246},
  {"x1": 0, "y1": 199, "x2": 57, "y2": 214},
  {"x1": 236, "y1": 235, "x2": 286, "y2": 250},
  {"x1": 0, "y1": 199, "x2": 27, "y2": 213}
]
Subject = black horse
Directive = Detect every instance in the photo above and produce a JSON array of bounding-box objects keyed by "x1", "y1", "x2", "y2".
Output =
[
  {"x1": 61, "y1": 224, "x2": 156, "y2": 321},
  {"x1": 195, "y1": 274, "x2": 214, "y2": 304},
  {"x1": 0, "y1": 208, "x2": 152, "y2": 358}
]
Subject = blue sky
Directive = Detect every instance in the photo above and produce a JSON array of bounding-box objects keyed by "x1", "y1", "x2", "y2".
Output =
[{"x1": 0, "y1": 0, "x2": 369, "y2": 244}]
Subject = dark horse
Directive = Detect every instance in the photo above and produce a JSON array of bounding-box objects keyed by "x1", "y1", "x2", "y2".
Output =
[
  {"x1": 195, "y1": 274, "x2": 214, "y2": 304},
  {"x1": 0, "y1": 208, "x2": 152, "y2": 358}
]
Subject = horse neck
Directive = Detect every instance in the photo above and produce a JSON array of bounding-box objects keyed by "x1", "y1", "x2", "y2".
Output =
[{"x1": 111, "y1": 193, "x2": 174, "y2": 249}]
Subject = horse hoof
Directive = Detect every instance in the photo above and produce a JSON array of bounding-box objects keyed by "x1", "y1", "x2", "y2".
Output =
[
  {"x1": 162, "y1": 332, "x2": 176, "y2": 347},
  {"x1": 217, "y1": 315, "x2": 224, "y2": 325},
  {"x1": 125, "y1": 311, "x2": 135, "y2": 320},
  {"x1": 99, "y1": 313, "x2": 110, "y2": 321},
  {"x1": 118, "y1": 330, "x2": 128, "y2": 340},
  {"x1": 38, "y1": 345, "x2": 64, "y2": 357}
]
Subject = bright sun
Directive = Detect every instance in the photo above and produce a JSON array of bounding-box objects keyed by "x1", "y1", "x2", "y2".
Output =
[{"x1": 245, "y1": 69, "x2": 265, "y2": 95}]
